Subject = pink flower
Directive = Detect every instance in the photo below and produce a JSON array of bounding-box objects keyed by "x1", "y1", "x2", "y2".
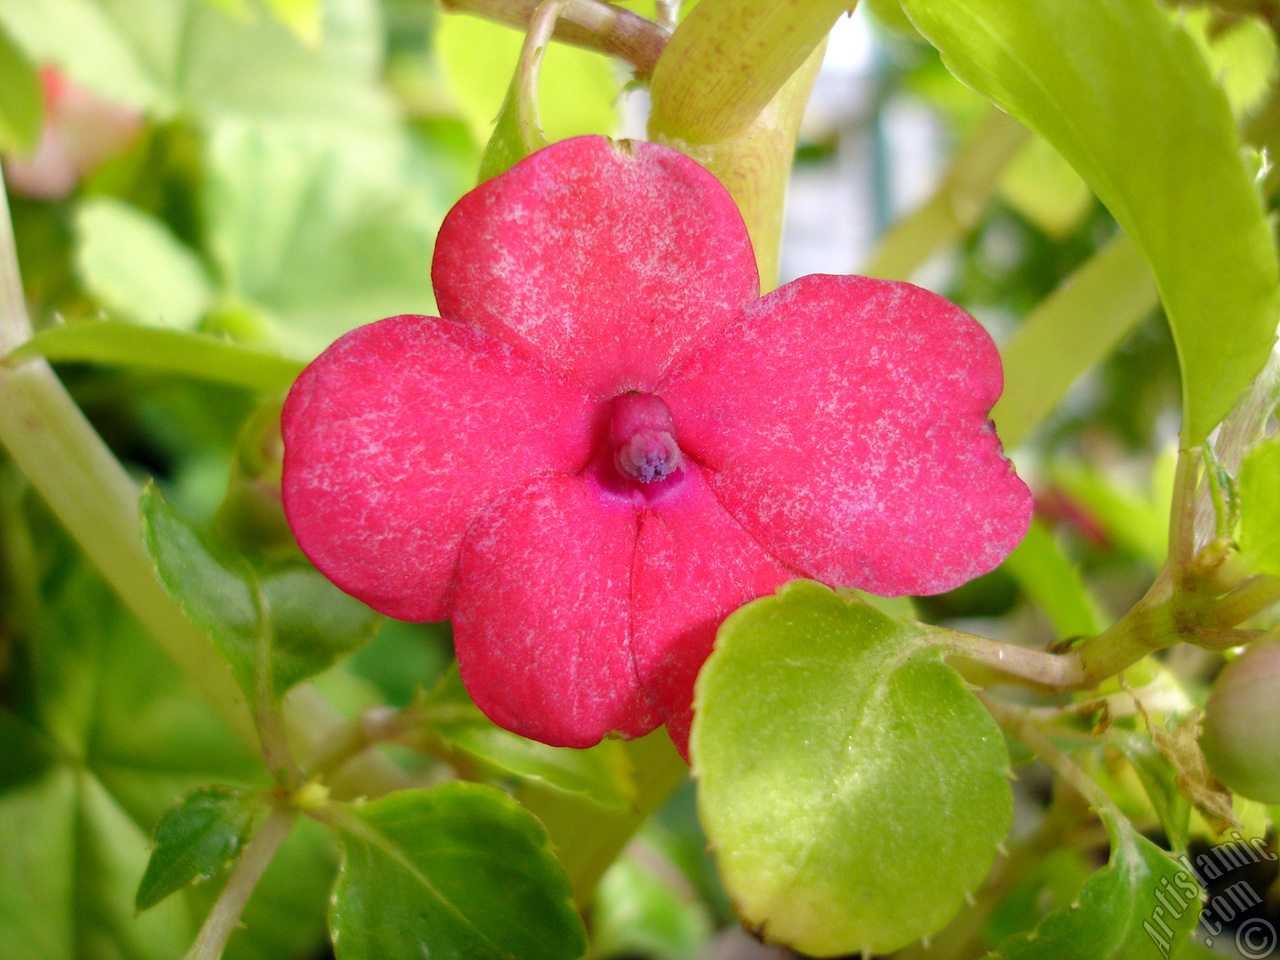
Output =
[
  {"x1": 4, "y1": 67, "x2": 143, "y2": 200},
  {"x1": 281, "y1": 136, "x2": 1032, "y2": 754}
]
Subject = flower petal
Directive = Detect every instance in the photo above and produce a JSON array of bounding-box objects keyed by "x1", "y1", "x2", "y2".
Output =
[
  {"x1": 663, "y1": 275, "x2": 1033, "y2": 596},
  {"x1": 432, "y1": 136, "x2": 759, "y2": 397},
  {"x1": 282, "y1": 315, "x2": 593, "y2": 622},
  {"x1": 453, "y1": 474, "x2": 662, "y2": 747},
  {"x1": 632, "y1": 463, "x2": 794, "y2": 757}
]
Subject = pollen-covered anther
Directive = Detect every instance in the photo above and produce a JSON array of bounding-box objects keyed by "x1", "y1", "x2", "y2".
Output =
[
  {"x1": 608, "y1": 392, "x2": 683, "y2": 484},
  {"x1": 616, "y1": 429, "x2": 681, "y2": 482}
]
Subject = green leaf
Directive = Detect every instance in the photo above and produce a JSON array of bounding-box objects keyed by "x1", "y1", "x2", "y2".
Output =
[
  {"x1": 263, "y1": 0, "x2": 321, "y2": 46},
  {"x1": 986, "y1": 808, "x2": 1201, "y2": 960},
  {"x1": 135, "y1": 785, "x2": 259, "y2": 911},
  {"x1": 74, "y1": 197, "x2": 215, "y2": 330},
  {"x1": 7, "y1": 320, "x2": 303, "y2": 391},
  {"x1": 902, "y1": 0, "x2": 1280, "y2": 444},
  {"x1": 1238, "y1": 436, "x2": 1280, "y2": 578},
  {"x1": 140, "y1": 485, "x2": 381, "y2": 702},
  {"x1": 998, "y1": 134, "x2": 1092, "y2": 238},
  {"x1": 329, "y1": 783, "x2": 587, "y2": 960},
  {"x1": 202, "y1": 118, "x2": 446, "y2": 358},
  {"x1": 693, "y1": 581, "x2": 1012, "y2": 956},
  {"x1": 591, "y1": 851, "x2": 714, "y2": 960},
  {"x1": 258, "y1": 567, "x2": 383, "y2": 693},
  {"x1": 477, "y1": 76, "x2": 543, "y2": 183},
  {"x1": 436, "y1": 14, "x2": 618, "y2": 151},
  {"x1": 1002, "y1": 520, "x2": 1104, "y2": 638},
  {"x1": 1107, "y1": 730, "x2": 1191, "y2": 854},
  {"x1": 0, "y1": 21, "x2": 41, "y2": 153},
  {"x1": 1182, "y1": 6, "x2": 1277, "y2": 119},
  {"x1": 0, "y1": 544, "x2": 329, "y2": 960},
  {"x1": 418, "y1": 668, "x2": 637, "y2": 811},
  {"x1": 0, "y1": 0, "x2": 392, "y2": 124}
]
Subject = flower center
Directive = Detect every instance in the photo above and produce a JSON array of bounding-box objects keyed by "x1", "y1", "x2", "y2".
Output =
[{"x1": 608, "y1": 392, "x2": 682, "y2": 484}]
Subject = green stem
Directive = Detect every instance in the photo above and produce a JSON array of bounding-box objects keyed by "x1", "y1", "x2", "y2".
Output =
[
  {"x1": 1169, "y1": 446, "x2": 1201, "y2": 577},
  {"x1": 1074, "y1": 601, "x2": 1183, "y2": 682},
  {"x1": 183, "y1": 806, "x2": 297, "y2": 960},
  {"x1": 648, "y1": 0, "x2": 850, "y2": 144},
  {"x1": 928, "y1": 625, "x2": 1086, "y2": 688},
  {"x1": 1207, "y1": 574, "x2": 1280, "y2": 628},
  {"x1": 283, "y1": 685, "x2": 416, "y2": 799},
  {"x1": 0, "y1": 170, "x2": 409, "y2": 797},
  {"x1": 515, "y1": 0, "x2": 568, "y2": 154},
  {"x1": 651, "y1": 42, "x2": 824, "y2": 287},
  {"x1": 0, "y1": 171, "x2": 256, "y2": 747},
  {"x1": 992, "y1": 233, "x2": 1158, "y2": 448},
  {"x1": 860, "y1": 109, "x2": 1029, "y2": 281},
  {"x1": 981, "y1": 695, "x2": 1118, "y2": 814}
]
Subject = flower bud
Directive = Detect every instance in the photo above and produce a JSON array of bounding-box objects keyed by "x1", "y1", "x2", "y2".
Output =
[
  {"x1": 1201, "y1": 639, "x2": 1280, "y2": 803},
  {"x1": 4, "y1": 67, "x2": 142, "y2": 200}
]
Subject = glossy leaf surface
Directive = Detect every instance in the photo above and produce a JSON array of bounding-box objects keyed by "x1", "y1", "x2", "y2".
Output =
[
  {"x1": 135, "y1": 785, "x2": 258, "y2": 910},
  {"x1": 141, "y1": 485, "x2": 380, "y2": 702},
  {"x1": 74, "y1": 197, "x2": 215, "y2": 330},
  {"x1": 904, "y1": 0, "x2": 1279, "y2": 443},
  {"x1": 986, "y1": 809, "x2": 1200, "y2": 959},
  {"x1": 330, "y1": 784, "x2": 586, "y2": 960},
  {"x1": 418, "y1": 668, "x2": 637, "y2": 811},
  {"x1": 7, "y1": 321, "x2": 303, "y2": 391},
  {"x1": 694, "y1": 581, "x2": 1012, "y2": 956},
  {"x1": 1239, "y1": 437, "x2": 1280, "y2": 578}
]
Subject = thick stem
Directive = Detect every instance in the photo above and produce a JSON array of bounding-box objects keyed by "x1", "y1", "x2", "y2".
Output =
[
  {"x1": 1169, "y1": 446, "x2": 1201, "y2": 577},
  {"x1": 929, "y1": 625, "x2": 1087, "y2": 688},
  {"x1": 1207, "y1": 574, "x2": 1280, "y2": 628},
  {"x1": 1073, "y1": 601, "x2": 1184, "y2": 682},
  {"x1": 440, "y1": 0, "x2": 669, "y2": 77},
  {"x1": 648, "y1": 0, "x2": 850, "y2": 144},
  {"x1": 651, "y1": 42, "x2": 825, "y2": 288},
  {"x1": 0, "y1": 171, "x2": 256, "y2": 745},
  {"x1": 184, "y1": 807, "x2": 297, "y2": 960},
  {"x1": 0, "y1": 170, "x2": 409, "y2": 795}
]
